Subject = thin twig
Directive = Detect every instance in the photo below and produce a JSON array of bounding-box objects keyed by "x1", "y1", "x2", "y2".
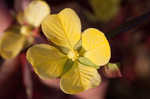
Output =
[{"x1": 107, "y1": 11, "x2": 150, "y2": 39}]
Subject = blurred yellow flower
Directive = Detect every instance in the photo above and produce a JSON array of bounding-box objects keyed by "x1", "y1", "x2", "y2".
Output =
[
  {"x1": 17, "y1": 0, "x2": 50, "y2": 27},
  {"x1": 27, "y1": 8, "x2": 111, "y2": 94},
  {"x1": 0, "y1": 26, "x2": 26, "y2": 59},
  {"x1": 0, "y1": 0, "x2": 50, "y2": 59}
]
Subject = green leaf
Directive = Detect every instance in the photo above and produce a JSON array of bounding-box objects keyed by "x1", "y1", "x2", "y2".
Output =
[
  {"x1": 56, "y1": 45, "x2": 69, "y2": 55},
  {"x1": 78, "y1": 57, "x2": 100, "y2": 69},
  {"x1": 61, "y1": 59, "x2": 74, "y2": 76},
  {"x1": 103, "y1": 63, "x2": 122, "y2": 78},
  {"x1": 74, "y1": 40, "x2": 82, "y2": 51},
  {"x1": 108, "y1": 63, "x2": 120, "y2": 71}
]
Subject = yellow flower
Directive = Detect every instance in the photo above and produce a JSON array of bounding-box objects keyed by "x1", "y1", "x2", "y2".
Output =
[
  {"x1": 0, "y1": 26, "x2": 26, "y2": 59},
  {"x1": 0, "y1": 0, "x2": 50, "y2": 59},
  {"x1": 26, "y1": 8, "x2": 111, "y2": 94},
  {"x1": 17, "y1": 0, "x2": 50, "y2": 27}
]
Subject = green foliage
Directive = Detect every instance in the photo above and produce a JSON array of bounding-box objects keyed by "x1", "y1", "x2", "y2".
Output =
[{"x1": 89, "y1": 0, "x2": 120, "y2": 22}]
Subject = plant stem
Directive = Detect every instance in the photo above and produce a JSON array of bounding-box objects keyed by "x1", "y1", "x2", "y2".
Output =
[
  {"x1": 107, "y1": 11, "x2": 150, "y2": 39},
  {"x1": 0, "y1": 57, "x2": 4, "y2": 66}
]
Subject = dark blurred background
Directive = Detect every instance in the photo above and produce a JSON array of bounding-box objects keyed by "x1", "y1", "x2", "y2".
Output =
[{"x1": 0, "y1": 0, "x2": 150, "y2": 99}]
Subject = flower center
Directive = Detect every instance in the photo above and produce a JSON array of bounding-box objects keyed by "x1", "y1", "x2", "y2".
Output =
[
  {"x1": 20, "y1": 25, "x2": 33, "y2": 36},
  {"x1": 67, "y1": 50, "x2": 79, "y2": 61}
]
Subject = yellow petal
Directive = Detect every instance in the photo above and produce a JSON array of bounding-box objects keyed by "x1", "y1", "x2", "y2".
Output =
[
  {"x1": 82, "y1": 28, "x2": 111, "y2": 66},
  {"x1": 26, "y1": 44, "x2": 67, "y2": 79},
  {"x1": 41, "y1": 8, "x2": 81, "y2": 50},
  {"x1": 16, "y1": 12, "x2": 25, "y2": 25},
  {"x1": 24, "y1": 0, "x2": 50, "y2": 27},
  {"x1": 0, "y1": 30, "x2": 25, "y2": 59},
  {"x1": 60, "y1": 62, "x2": 101, "y2": 94}
]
